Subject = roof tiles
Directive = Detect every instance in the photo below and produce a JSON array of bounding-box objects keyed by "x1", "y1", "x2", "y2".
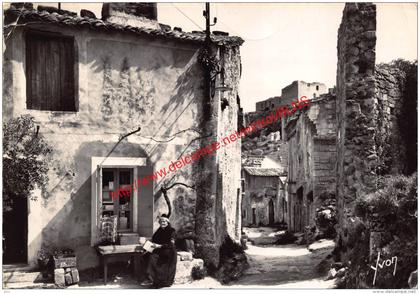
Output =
[{"x1": 4, "y1": 8, "x2": 244, "y2": 47}]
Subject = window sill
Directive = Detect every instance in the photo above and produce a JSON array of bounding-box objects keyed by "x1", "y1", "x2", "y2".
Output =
[{"x1": 21, "y1": 109, "x2": 81, "y2": 124}]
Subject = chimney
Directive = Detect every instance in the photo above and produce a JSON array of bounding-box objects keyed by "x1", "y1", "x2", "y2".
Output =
[{"x1": 102, "y1": 3, "x2": 159, "y2": 29}]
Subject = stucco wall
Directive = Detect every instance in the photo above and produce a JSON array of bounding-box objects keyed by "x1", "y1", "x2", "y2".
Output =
[
  {"x1": 216, "y1": 46, "x2": 242, "y2": 242},
  {"x1": 4, "y1": 24, "x2": 242, "y2": 269}
]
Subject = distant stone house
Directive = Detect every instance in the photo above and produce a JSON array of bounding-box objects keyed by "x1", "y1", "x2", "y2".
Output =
[
  {"x1": 3, "y1": 3, "x2": 243, "y2": 270},
  {"x1": 285, "y1": 93, "x2": 337, "y2": 232},
  {"x1": 241, "y1": 156, "x2": 287, "y2": 227},
  {"x1": 255, "y1": 80, "x2": 328, "y2": 112}
]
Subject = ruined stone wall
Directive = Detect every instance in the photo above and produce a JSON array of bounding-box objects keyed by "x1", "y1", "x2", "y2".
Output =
[
  {"x1": 335, "y1": 3, "x2": 418, "y2": 266},
  {"x1": 286, "y1": 94, "x2": 337, "y2": 232},
  {"x1": 281, "y1": 81, "x2": 328, "y2": 106},
  {"x1": 375, "y1": 63, "x2": 409, "y2": 175},
  {"x1": 241, "y1": 173, "x2": 284, "y2": 226},
  {"x1": 335, "y1": 3, "x2": 377, "y2": 260},
  {"x1": 3, "y1": 25, "x2": 242, "y2": 269}
]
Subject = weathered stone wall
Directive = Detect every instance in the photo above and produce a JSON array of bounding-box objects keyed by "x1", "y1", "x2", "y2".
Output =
[
  {"x1": 375, "y1": 63, "x2": 411, "y2": 175},
  {"x1": 217, "y1": 45, "x2": 242, "y2": 242},
  {"x1": 335, "y1": 3, "x2": 417, "y2": 268},
  {"x1": 281, "y1": 81, "x2": 328, "y2": 106},
  {"x1": 285, "y1": 94, "x2": 337, "y2": 232},
  {"x1": 255, "y1": 96, "x2": 282, "y2": 112},
  {"x1": 241, "y1": 173, "x2": 285, "y2": 226},
  {"x1": 335, "y1": 3, "x2": 377, "y2": 260},
  {"x1": 3, "y1": 24, "x2": 242, "y2": 270}
]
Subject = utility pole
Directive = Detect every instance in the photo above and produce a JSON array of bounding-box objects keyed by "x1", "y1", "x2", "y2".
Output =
[
  {"x1": 195, "y1": 2, "x2": 221, "y2": 269},
  {"x1": 203, "y1": 2, "x2": 211, "y2": 105},
  {"x1": 205, "y1": 3, "x2": 210, "y2": 44}
]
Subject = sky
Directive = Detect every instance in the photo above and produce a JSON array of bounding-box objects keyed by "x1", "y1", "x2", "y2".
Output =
[{"x1": 29, "y1": 2, "x2": 418, "y2": 112}]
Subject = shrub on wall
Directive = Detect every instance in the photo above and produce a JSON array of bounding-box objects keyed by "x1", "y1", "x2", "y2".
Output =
[
  {"x1": 315, "y1": 193, "x2": 337, "y2": 239},
  {"x1": 344, "y1": 173, "x2": 418, "y2": 288},
  {"x1": 3, "y1": 115, "x2": 52, "y2": 212}
]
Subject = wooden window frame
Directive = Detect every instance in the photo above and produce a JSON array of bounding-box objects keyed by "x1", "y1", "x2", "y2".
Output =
[
  {"x1": 25, "y1": 30, "x2": 77, "y2": 112},
  {"x1": 101, "y1": 168, "x2": 134, "y2": 233},
  {"x1": 91, "y1": 157, "x2": 153, "y2": 246}
]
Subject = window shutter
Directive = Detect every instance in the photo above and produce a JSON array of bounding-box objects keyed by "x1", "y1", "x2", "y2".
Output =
[
  {"x1": 137, "y1": 166, "x2": 154, "y2": 237},
  {"x1": 26, "y1": 32, "x2": 75, "y2": 111},
  {"x1": 94, "y1": 165, "x2": 103, "y2": 244}
]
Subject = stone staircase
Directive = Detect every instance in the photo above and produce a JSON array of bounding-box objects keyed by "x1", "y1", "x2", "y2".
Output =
[{"x1": 3, "y1": 264, "x2": 56, "y2": 289}]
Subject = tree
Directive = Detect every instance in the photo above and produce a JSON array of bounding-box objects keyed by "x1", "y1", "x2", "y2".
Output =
[{"x1": 3, "y1": 115, "x2": 52, "y2": 212}]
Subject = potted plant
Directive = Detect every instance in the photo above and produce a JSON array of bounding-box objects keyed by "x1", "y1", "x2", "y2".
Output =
[{"x1": 37, "y1": 248, "x2": 50, "y2": 271}]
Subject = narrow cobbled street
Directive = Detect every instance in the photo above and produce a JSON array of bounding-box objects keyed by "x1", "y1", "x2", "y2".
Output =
[{"x1": 174, "y1": 227, "x2": 336, "y2": 288}]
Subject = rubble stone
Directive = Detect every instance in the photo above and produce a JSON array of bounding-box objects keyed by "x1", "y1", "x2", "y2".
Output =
[{"x1": 54, "y1": 268, "x2": 65, "y2": 287}]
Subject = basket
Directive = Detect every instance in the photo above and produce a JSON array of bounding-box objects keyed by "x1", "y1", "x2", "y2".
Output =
[{"x1": 53, "y1": 255, "x2": 77, "y2": 269}]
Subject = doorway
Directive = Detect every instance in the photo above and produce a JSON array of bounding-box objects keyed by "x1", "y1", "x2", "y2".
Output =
[
  {"x1": 3, "y1": 197, "x2": 28, "y2": 264},
  {"x1": 268, "y1": 199, "x2": 275, "y2": 225},
  {"x1": 306, "y1": 191, "x2": 314, "y2": 227},
  {"x1": 252, "y1": 208, "x2": 256, "y2": 225},
  {"x1": 296, "y1": 187, "x2": 304, "y2": 232}
]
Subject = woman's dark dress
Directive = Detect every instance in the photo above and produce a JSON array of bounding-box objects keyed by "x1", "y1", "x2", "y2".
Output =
[{"x1": 147, "y1": 225, "x2": 177, "y2": 287}]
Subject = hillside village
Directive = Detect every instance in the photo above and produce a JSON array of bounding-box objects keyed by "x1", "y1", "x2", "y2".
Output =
[{"x1": 2, "y1": 2, "x2": 417, "y2": 290}]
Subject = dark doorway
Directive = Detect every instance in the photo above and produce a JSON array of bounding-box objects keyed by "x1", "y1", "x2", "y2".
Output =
[
  {"x1": 306, "y1": 191, "x2": 314, "y2": 227},
  {"x1": 297, "y1": 187, "x2": 304, "y2": 232},
  {"x1": 252, "y1": 208, "x2": 256, "y2": 225},
  {"x1": 268, "y1": 199, "x2": 275, "y2": 225},
  {"x1": 3, "y1": 197, "x2": 28, "y2": 264}
]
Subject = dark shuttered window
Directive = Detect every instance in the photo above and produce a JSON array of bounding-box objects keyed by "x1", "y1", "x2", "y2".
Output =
[{"x1": 26, "y1": 32, "x2": 76, "y2": 111}]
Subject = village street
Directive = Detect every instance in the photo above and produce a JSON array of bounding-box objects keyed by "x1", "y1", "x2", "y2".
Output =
[
  {"x1": 3, "y1": 227, "x2": 336, "y2": 289},
  {"x1": 172, "y1": 227, "x2": 336, "y2": 289},
  {"x1": 3, "y1": 2, "x2": 416, "y2": 290},
  {"x1": 67, "y1": 228, "x2": 336, "y2": 289}
]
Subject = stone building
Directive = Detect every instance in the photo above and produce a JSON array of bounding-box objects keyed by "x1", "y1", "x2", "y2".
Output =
[
  {"x1": 335, "y1": 3, "x2": 417, "y2": 263},
  {"x1": 3, "y1": 3, "x2": 244, "y2": 270},
  {"x1": 241, "y1": 156, "x2": 287, "y2": 227},
  {"x1": 255, "y1": 80, "x2": 328, "y2": 112},
  {"x1": 280, "y1": 81, "x2": 328, "y2": 107},
  {"x1": 255, "y1": 96, "x2": 282, "y2": 112},
  {"x1": 285, "y1": 93, "x2": 337, "y2": 232}
]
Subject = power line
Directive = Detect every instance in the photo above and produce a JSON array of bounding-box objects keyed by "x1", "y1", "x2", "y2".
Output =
[{"x1": 171, "y1": 3, "x2": 203, "y2": 31}]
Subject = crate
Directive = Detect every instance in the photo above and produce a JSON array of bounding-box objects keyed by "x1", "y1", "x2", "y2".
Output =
[{"x1": 53, "y1": 255, "x2": 77, "y2": 269}]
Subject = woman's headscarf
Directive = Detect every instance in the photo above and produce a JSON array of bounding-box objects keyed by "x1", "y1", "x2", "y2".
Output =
[{"x1": 159, "y1": 214, "x2": 170, "y2": 223}]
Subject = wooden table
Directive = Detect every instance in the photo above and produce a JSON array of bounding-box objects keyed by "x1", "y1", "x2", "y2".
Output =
[{"x1": 97, "y1": 244, "x2": 146, "y2": 284}]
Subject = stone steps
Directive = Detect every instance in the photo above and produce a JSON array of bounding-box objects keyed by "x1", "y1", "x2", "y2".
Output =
[{"x1": 3, "y1": 269, "x2": 55, "y2": 289}]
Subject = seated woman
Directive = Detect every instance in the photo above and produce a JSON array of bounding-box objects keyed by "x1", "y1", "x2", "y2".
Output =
[{"x1": 141, "y1": 214, "x2": 177, "y2": 288}]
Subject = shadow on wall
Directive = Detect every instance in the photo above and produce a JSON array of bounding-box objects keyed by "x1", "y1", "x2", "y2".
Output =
[
  {"x1": 86, "y1": 38, "x2": 204, "y2": 140},
  {"x1": 30, "y1": 141, "x2": 149, "y2": 270}
]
